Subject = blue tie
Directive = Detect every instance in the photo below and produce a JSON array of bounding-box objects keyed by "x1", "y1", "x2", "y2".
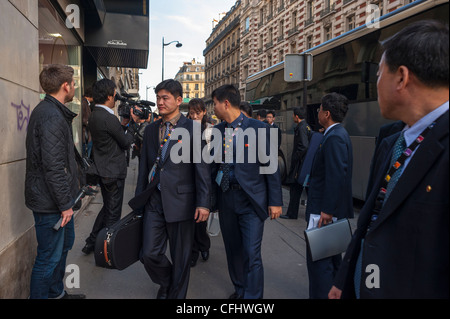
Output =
[{"x1": 385, "y1": 132, "x2": 406, "y2": 200}]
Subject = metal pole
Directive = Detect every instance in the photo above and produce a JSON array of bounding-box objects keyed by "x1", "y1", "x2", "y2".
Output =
[{"x1": 162, "y1": 37, "x2": 165, "y2": 82}]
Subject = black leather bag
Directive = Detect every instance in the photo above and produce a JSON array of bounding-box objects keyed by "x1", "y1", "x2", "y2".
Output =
[{"x1": 94, "y1": 211, "x2": 143, "y2": 270}]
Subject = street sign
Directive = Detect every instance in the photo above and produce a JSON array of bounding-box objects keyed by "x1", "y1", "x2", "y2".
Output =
[{"x1": 284, "y1": 54, "x2": 313, "y2": 82}]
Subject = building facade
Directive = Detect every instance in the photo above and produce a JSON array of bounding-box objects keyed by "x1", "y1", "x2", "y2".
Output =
[
  {"x1": 0, "y1": 0, "x2": 148, "y2": 298},
  {"x1": 205, "y1": 0, "x2": 414, "y2": 102},
  {"x1": 174, "y1": 58, "x2": 206, "y2": 103},
  {"x1": 204, "y1": 0, "x2": 242, "y2": 113}
]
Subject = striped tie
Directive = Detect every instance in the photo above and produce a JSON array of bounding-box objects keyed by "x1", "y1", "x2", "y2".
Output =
[
  {"x1": 158, "y1": 122, "x2": 171, "y2": 191},
  {"x1": 385, "y1": 132, "x2": 406, "y2": 200}
]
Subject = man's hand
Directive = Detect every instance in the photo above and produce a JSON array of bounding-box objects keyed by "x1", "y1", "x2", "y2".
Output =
[
  {"x1": 318, "y1": 212, "x2": 333, "y2": 228},
  {"x1": 131, "y1": 107, "x2": 145, "y2": 124},
  {"x1": 61, "y1": 208, "x2": 74, "y2": 228},
  {"x1": 269, "y1": 206, "x2": 282, "y2": 220},
  {"x1": 328, "y1": 286, "x2": 342, "y2": 299},
  {"x1": 195, "y1": 208, "x2": 210, "y2": 223}
]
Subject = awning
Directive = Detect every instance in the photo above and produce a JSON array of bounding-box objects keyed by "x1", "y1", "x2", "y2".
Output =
[{"x1": 85, "y1": 11, "x2": 149, "y2": 69}]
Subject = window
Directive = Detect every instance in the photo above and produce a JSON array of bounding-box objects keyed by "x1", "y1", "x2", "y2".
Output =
[
  {"x1": 245, "y1": 16, "x2": 250, "y2": 32},
  {"x1": 347, "y1": 15, "x2": 355, "y2": 31},
  {"x1": 324, "y1": 25, "x2": 332, "y2": 41}
]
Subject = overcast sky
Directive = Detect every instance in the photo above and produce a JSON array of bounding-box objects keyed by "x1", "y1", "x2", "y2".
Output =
[{"x1": 139, "y1": 0, "x2": 238, "y2": 104}]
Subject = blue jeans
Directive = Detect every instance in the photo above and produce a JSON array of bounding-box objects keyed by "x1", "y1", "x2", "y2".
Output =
[{"x1": 30, "y1": 212, "x2": 75, "y2": 299}]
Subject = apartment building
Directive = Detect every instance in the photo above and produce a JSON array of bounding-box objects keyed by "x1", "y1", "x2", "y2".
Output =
[
  {"x1": 241, "y1": 0, "x2": 412, "y2": 82},
  {"x1": 174, "y1": 58, "x2": 206, "y2": 104},
  {"x1": 204, "y1": 0, "x2": 242, "y2": 111}
]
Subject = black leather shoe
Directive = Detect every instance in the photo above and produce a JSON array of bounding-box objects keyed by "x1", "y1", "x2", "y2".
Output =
[
  {"x1": 81, "y1": 243, "x2": 94, "y2": 255},
  {"x1": 201, "y1": 250, "x2": 209, "y2": 261},
  {"x1": 280, "y1": 215, "x2": 295, "y2": 219},
  {"x1": 157, "y1": 287, "x2": 169, "y2": 299},
  {"x1": 61, "y1": 291, "x2": 86, "y2": 299},
  {"x1": 229, "y1": 292, "x2": 243, "y2": 299}
]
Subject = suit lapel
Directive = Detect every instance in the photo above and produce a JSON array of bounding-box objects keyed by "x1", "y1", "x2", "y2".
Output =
[
  {"x1": 160, "y1": 114, "x2": 187, "y2": 166},
  {"x1": 372, "y1": 112, "x2": 449, "y2": 230}
]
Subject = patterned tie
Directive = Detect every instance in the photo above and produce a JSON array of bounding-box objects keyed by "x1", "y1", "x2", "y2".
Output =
[
  {"x1": 161, "y1": 122, "x2": 171, "y2": 162},
  {"x1": 220, "y1": 123, "x2": 233, "y2": 192},
  {"x1": 158, "y1": 122, "x2": 171, "y2": 191},
  {"x1": 384, "y1": 132, "x2": 406, "y2": 200}
]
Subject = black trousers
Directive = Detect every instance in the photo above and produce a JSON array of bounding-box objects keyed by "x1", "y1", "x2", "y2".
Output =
[
  {"x1": 86, "y1": 178, "x2": 125, "y2": 246},
  {"x1": 286, "y1": 183, "x2": 305, "y2": 219},
  {"x1": 192, "y1": 221, "x2": 211, "y2": 261},
  {"x1": 140, "y1": 190, "x2": 195, "y2": 299}
]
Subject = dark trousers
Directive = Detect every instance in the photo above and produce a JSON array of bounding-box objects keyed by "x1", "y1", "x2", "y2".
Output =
[
  {"x1": 140, "y1": 191, "x2": 195, "y2": 299},
  {"x1": 219, "y1": 188, "x2": 265, "y2": 299},
  {"x1": 286, "y1": 183, "x2": 305, "y2": 219},
  {"x1": 306, "y1": 244, "x2": 342, "y2": 299},
  {"x1": 86, "y1": 178, "x2": 125, "y2": 246},
  {"x1": 30, "y1": 213, "x2": 75, "y2": 299},
  {"x1": 192, "y1": 221, "x2": 211, "y2": 262}
]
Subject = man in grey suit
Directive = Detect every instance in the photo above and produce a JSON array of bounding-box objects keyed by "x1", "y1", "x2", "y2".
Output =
[
  {"x1": 132, "y1": 80, "x2": 211, "y2": 299},
  {"x1": 305, "y1": 92, "x2": 354, "y2": 299}
]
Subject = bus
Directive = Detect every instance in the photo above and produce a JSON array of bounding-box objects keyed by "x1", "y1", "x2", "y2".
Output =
[{"x1": 245, "y1": 0, "x2": 449, "y2": 201}]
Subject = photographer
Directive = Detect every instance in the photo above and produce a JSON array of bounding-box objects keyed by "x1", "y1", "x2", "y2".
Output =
[{"x1": 81, "y1": 79, "x2": 137, "y2": 255}]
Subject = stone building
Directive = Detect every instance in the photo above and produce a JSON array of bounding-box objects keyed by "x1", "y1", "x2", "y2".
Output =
[
  {"x1": 0, "y1": 0, "x2": 148, "y2": 298},
  {"x1": 174, "y1": 58, "x2": 206, "y2": 103},
  {"x1": 204, "y1": 0, "x2": 242, "y2": 112}
]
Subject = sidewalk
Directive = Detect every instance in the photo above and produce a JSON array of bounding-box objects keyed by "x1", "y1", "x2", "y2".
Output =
[{"x1": 66, "y1": 157, "x2": 358, "y2": 299}]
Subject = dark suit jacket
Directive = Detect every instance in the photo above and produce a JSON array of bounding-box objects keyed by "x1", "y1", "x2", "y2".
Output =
[
  {"x1": 88, "y1": 106, "x2": 133, "y2": 179},
  {"x1": 305, "y1": 123, "x2": 354, "y2": 222},
  {"x1": 132, "y1": 114, "x2": 211, "y2": 223},
  {"x1": 214, "y1": 115, "x2": 283, "y2": 221},
  {"x1": 287, "y1": 120, "x2": 310, "y2": 184},
  {"x1": 335, "y1": 111, "x2": 449, "y2": 299}
]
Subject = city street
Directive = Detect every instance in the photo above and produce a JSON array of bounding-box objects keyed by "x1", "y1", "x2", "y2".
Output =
[{"x1": 66, "y1": 157, "x2": 359, "y2": 299}]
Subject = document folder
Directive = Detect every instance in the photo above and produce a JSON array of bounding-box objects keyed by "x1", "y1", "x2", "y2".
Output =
[{"x1": 304, "y1": 219, "x2": 352, "y2": 262}]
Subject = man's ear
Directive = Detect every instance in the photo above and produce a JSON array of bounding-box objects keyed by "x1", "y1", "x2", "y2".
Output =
[{"x1": 396, "y1": 65, "x2": 410, "y2": 91}]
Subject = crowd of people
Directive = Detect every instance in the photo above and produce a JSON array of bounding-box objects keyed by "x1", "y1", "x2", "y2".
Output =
[{"x1": 24, "y1": 20, "x2": 448, "y2": 299}]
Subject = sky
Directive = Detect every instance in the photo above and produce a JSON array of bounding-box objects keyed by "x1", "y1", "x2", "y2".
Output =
[{"x1": 138, "y1": 0, "x2": 238, "y2": 105}]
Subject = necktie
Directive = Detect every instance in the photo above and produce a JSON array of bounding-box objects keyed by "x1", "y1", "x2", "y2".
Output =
[
  {"x1": 384, "y1": 132, "x2": 406, "y2": 200},
  {"x1": 220, "y1": 123, "x2": 233, "y2": 192},
  {"x1": 158, "y1": 122, "x2": 171, "y2": 191},
  {"x1": 161, "y1": 122, "x2": 171, "y2": 162}
]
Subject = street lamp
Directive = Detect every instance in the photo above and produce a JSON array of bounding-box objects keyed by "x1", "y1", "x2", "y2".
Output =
[{"x1": 162, "y1": 37, "x2": 182, "y2": 81}]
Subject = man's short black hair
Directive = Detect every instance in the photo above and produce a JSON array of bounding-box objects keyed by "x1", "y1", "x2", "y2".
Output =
[
  {"x1": 293, "y1": 107, "x2": 306, "y2": 120},
  {"x1": 256, "y1": 109, "x2": 267, "y2": 118},
  {"x1": 381, "y1": 20, "x2": 449, "y2": 88},
  {"x1": 211, "y1": 85, "x2": 241, "y2": 107},
  {"x1": 240, "y1": 101, "x2": 253, "y2": 117},
  {"x1": 155, "y1": 79, "x2": 183, "y2": 98},
  {"x1": 92, "y1": 79, "x2": 116, "y2": 105},
  {"x1": 321, "y1": 93, "x2": 349, "y2": 123},
  {"x1": 267, "y1": 110, "x2": 276, "y2": 117}
]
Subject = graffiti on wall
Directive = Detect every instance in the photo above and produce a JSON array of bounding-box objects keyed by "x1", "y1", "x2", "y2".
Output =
[{"x1": 11, "y1": 101, "x2": 30, "y2": 131}]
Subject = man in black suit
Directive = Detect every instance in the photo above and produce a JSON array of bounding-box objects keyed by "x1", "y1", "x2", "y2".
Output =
[
  {"x1": 82, "y1": 79, "x2": 135, "y2": 254},
  {"x1": 132, "y1": 80, "x2": 211, "y2": 299},
  {"x1": 282, "y1": 107, "x2": 311, "y2": 219},
  {"x1": 266, "y1": 110, "x2": 282, "y2": 150},
  {"x1": 329, "y1": 20, "x2": 449, "y2": 299},
  {"x1": 212, "y1": 85, "x2": 283, "y2": 299},
  {"x1": 305, "y1": 92, "x2": 354, "y2": 299}
]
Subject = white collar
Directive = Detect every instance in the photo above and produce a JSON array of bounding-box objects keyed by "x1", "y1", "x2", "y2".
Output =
[{"x1": 95, "y1": 104, "x2": 114, "y2": 115}]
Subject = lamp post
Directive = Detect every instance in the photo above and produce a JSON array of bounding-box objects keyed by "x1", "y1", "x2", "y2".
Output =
[{"x1": 162, "y1": 37, "x2": 182, "y2": 81}]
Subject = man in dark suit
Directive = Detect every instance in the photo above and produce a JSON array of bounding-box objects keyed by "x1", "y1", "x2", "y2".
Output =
[
  {"x1": 305, "y1": 92, "x2": 354, "y2": 299},
  {"x1": 82, "y1": 79, "x2": 135, "y2": 254},
  {"x1": 132, "y1": 80, "x2": 211, "y2": 299},
  {"x1": 266, "y1": 110, "x2": 282, "y2": 150},
  {"x1": 212, "y1": 85, "x2": 283, "y2": 299},
  {"x1": 282, "y1": 107, "x2": 311, "y2": 219},
  {"x1": 329, "y1": 20, "x2": 449, "y2": 299}
]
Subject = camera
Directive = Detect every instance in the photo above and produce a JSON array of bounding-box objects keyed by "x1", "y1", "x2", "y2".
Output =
[{"x1": 115, "y1": 93, "x2": 155, "y2": 120}]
